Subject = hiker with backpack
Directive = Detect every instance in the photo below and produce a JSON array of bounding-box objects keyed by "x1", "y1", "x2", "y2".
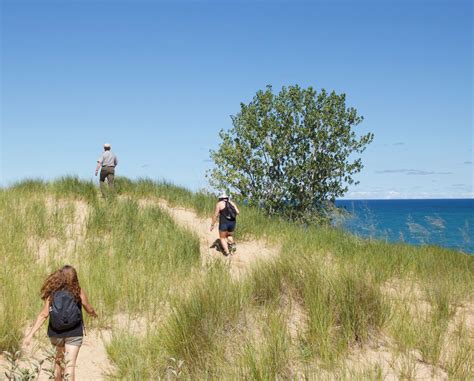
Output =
[
  {"x1": 23, "y1": 265, "x2": 97, "y2": 381},
  {"x1": 210, "y1": 193, "x2": 240, "y2": 256}
]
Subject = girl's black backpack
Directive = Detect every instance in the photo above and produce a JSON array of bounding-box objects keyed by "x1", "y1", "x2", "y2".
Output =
[
  {"x1": 224, "y1": 201, "x2": 237, "y2": 221},
  {"x1": 49, "y1": 290, "x2": 82, "y2": 331}
]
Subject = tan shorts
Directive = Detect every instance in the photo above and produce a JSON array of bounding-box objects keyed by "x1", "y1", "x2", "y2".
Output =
[{"x1": 50, "y1": 336, "x2": 83, "y2": 347}]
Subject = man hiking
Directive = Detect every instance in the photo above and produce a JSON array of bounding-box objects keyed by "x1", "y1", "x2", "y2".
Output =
[
  {"x1": 210, "y1": 193, "x2": 240, "y2": 256},
  {"x1": 95, "y1": 143, "x2": 118, "y2": 198}
]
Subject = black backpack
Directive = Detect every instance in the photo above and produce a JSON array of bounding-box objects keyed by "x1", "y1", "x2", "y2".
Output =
[
  {"x1": 224, "y1": 201, "x2": 237, "y2": 221},
  {"x1": 49, "y1": 290, "x2": 82, "y2": 331}
]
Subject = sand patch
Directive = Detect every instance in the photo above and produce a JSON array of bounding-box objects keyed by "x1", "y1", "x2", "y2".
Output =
[
  {"x1": 344, "y1": 335, "x2": 450, "y2": 380},
  {"x1": 0, "y1": 327, "x2": 114, "y2": 381}
]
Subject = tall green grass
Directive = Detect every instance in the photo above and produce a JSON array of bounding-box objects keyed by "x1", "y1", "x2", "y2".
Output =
[
  {"x1": 1, "y1": 179, "x2": 201, "y2": 352},
  {"x1": 109, "y1": 177, "x2": 473, "y2": 377},
  {"x1": 10, "y1": 176, "x2": 97, "y2": 203},
  {"x1": 240, "y1": 310, "x2": 292, "y2": 380},
  {"x1": 0, "y1": 190, "x2": 47, "y2": 351},
  {"x1": 81, "y1": 199, "x2": 201, "y2": 318},
  {"x1": 107, "y1": 262, "x2": 244, "y2": 379},
  {"x1": 2, "y1": 178, "x2": 473, "y2": 379}
]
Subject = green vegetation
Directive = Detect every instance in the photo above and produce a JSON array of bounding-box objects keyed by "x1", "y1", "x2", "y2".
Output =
[
  {"x1": 1, "y1": 177, "x2": 473, "y2": 379},
  {"x1": 208, "y1": 85, "x2": 374, "y2": 222}
]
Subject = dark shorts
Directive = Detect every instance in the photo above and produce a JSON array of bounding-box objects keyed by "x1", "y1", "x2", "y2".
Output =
[{"x1": 219, "y1": 220, "x2": 236, "y2": 232}]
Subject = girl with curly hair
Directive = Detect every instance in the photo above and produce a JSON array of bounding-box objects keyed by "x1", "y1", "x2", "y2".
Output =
[{"x1": 23, "y1": 265, "x2": 97, "y2": 381}]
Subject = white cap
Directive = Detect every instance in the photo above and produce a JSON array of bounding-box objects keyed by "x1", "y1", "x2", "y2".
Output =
[
  {"x1": 218, "y1": 192, "x2": 229, "y2": 200},
  {"x1": 104, "y1": 143, "x2": 111, "y2": 148}
]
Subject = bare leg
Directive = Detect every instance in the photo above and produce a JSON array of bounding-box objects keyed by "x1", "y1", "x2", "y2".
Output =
[
  {"x1": 227, "y1": 233, "x2": 237, "y2": 253},
  {"x1": 54, "y1": 345, "x2": 65, "y2": 381},
  {"x1": 219, "y1": 231, "x2": 230, "y2": 255},
  {"x1": 64, "y1": 344, "x2": 81, "y2": 381}
]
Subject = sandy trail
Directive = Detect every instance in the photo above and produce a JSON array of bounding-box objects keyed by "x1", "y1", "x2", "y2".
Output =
[{"x1": 139, "y1": 198, "x2": 280, "y2": 279}]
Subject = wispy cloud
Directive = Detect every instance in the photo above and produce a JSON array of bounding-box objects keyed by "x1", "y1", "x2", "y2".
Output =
[
  {"x1": 452, "y1": 184, "x2": 472, "y2": 191},
  {"x1": 464, "y1": 161, "x2": 472, "y2": 165},
  {"x1": 393, "y1": 142, "x2": 405, "y2": 146},
  {"x1": 428, "y1": 171, "x2": 453, "y2": 175},
  {"x1": 375, "y1": 169, "x2": 452, "y2": 176}
]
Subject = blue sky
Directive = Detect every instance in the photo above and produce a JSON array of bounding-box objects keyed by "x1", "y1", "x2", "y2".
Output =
[{"x1": 1, "y1": 0, "x2": 472, "y2": 198}]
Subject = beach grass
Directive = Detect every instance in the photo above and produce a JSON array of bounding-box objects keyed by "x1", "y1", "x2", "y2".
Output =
[{"x1": 1, "y1": 177, "x2": 473, "y2": 379}]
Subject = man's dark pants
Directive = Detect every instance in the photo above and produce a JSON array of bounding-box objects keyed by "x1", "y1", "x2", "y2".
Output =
[{"x1": 100, "y1": 166, "x2": 115, "y2": 197}]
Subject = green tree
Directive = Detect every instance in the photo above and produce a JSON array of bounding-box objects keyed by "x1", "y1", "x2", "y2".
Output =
[{"x1": 208, "y1": 85, "x2": 374, "y2": 222}]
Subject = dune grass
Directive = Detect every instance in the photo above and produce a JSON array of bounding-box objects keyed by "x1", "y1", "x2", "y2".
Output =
[
  {"x1": 0, "y1": 189, "x2": 48, "y2": 352},
  {"x1": 0, "y1": 178, "x2": 201, "y2": 351},
  {"x1": 1, "y1": 177, "x2": 473, "y2": 379},
  {"x1": 112, "y1": 177, "x2": 473, "y2": 377}
]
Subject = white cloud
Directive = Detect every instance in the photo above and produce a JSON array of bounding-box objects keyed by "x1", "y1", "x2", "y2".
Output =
[
  {"x1": 375, "y1": 169, "x2": 453, "y2": 176},
  {"x1": 343, "y1": 189, "x2": 473, "y2": 200}
]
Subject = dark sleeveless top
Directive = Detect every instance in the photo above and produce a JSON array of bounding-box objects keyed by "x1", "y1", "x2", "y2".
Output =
[{"x1": 47, "y1": 299, "x2": 84, "y2": 338}]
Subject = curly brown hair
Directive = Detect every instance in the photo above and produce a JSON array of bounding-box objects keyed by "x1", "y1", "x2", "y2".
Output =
[{"x1": 41, "y1": 265, "x2": 81, "y2": 302}]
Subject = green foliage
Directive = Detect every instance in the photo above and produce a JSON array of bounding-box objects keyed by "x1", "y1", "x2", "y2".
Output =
[{"x1": 208, "y1": 85, "x2": 374, "y2": 222}]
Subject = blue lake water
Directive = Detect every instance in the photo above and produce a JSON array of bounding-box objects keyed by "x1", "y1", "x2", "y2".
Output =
[{"x1": 334, "y1": 199, "x2": 474, "y2": 254}]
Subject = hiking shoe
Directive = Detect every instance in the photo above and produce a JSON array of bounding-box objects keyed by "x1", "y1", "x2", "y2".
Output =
[{"x1": 229, "y1": 243, "x2": 237, "y2": 254}]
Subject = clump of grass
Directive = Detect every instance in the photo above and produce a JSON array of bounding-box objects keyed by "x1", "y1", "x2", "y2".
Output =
[
  {"x1": 335, "y1": 267, "x2": 388, "y2": 345},
  {"x1": 246, "y1": 260, "x2": 284, "y2": 306},
  {"x1": 240, "y1": 310, "x2": 292, "y2": 380},
  {"x1": 445, "y1": 319, "x2": 473, "y2": 379},
  {"x1": 416, "y1": 310, "x2": 450, "y2": 366},
  {"x1": 397, "y1": 352, "x2": 418, "y2": 380},
  {"x1": 50, "y1": 176, "x2": 97, "y2": 203},
  {"x1": 389, "y1": 302, "x2": 419, "y2": 352},
  {"x1": 161, "y1": 262, "x2": 243, "y2": 374},
  {"x1": 107, "y1": 332, "x2": 161, "y2": 379},
  {"x1": 9, "y1": 178, "x2": 47, "y2": 194}
]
